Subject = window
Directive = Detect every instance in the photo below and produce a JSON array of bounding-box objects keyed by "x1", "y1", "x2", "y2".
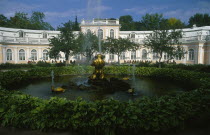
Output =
[
  {"x1": 43, "y1": 49, "x2": 49, "y2": 60},
  {"x1": 110, "y1": 29, "x2": 114, "y2": 38},
  {"x1": 153, "y1": 52, "x2": 158, "y2": 60},
  {"x1": 31, "y1": 49, "x2": 37, "y2": 60},
  {"x1": 131, "y1": 33, "x2": 135, "y2": 38},
  {"x1": 6, "y1": 49, "x2": 12, "y2": 61},
  {"x1": 43, "y1": 33, "x2": 47, "y2": 38},
  {"x1": 176, "y1": 53, "x2": 182, "y2": 60},
  {"x1": 188, "y1": 49, "x2": 194, "y2": 60},
  {"x1": 109, "y1": 54, "x2": 114, "y2": 60},
  {"x1": 98, "y1": 29, "x2": 103, "y2": 40},
  {"x1": 120, "y1": 52, "x2": 125, "y2": 60},
  {"x1": 87, "y1": 29, "x2": 91, "y2": 34},
  {"x1": 19, "y1": 31, "x2": 24, "y2": 37},
  {"x1": 131, "y1": 51, "x2": 136, "y2": 60},
  {"x1": 75, "y1": 54, "x2": 81, "y2": 60},
  {"x1": 142, "y1": 49, "x2": 147, "y2": 59},
  {"x1": 19, "y1": 49, "x2": 25, "y2": 60}
]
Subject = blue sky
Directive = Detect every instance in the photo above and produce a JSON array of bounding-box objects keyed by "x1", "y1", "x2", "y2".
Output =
[{"x1": 0, "y1": 0, "x2": 210, "y2": 28}]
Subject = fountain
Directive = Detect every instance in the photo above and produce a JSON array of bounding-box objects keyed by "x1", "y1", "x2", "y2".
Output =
[{"x1": 51, "y1": 70, "x2": 65, "y2": 92}]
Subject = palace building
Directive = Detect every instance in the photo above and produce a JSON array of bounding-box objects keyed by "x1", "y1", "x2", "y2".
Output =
[{"x1": 0, "y1": 19, "x2": 210, "y2": 64}]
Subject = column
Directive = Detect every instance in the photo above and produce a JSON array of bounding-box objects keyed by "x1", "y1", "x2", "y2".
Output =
[
  {"x1": 38, "y1": 48, "x2": 42, "y2": 60},
  {"x1": 198, "y1": 43, "x2": 205, "y2": 64},
  {"x1": 2, "y1": 47, "x2": 6, "y2": 63},
  {"x1": 14, "y1": 47, "x2": 18, "y2": 64},
  {"x1": 0, "y1": 45, "x2": 3, "y2": 63}
]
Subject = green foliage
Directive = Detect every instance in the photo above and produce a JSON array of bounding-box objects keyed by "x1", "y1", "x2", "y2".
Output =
[
  {"x1": 140, "y1": 13, "x2": 167, "y2": 30},
  {"x1": 50, "y1": 21, "x2": 77, "y2": 62},
  {"x1": 143, "y1": 29, "x2": 184, "y2": 67},
  {"x1": 76, "y1": 32, "x2": 99, "y2": 62},
  {"x1": 103, "y1": 37, "x2": 139, "y2": 64},
  {"x1": 188, "y1": 13, "x2": 210, "y2": 27},
  {"x1": 2, "y1": 12, "x2": 54, "y2": 30},
  {"x1": 36, "y1": 61, "x2": 51, "y2": 67},
  {"x1": 119, "y1": 15, "x2": 136, "y2": 31},
  {"x1": 1, "y1": 66, "x2": 210, "y2": 133},
  {"x1": 0, "y1": 63, "x2": 34, "y2": 69},
  {"x1": 0, "y1": 89, "x2": 209, "y2": 132}
]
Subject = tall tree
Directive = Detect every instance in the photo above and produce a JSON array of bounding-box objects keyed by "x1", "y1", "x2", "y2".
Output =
[
  {"x1": 73, "y1": 16, "x2": 80, "y2": 31},
  {"x1": 76, "y1": 32, "x2": 99, "y2": 62},
  {"x1": 50, "y1": 21, "x2": 77, "y2": 64},
  {"x1": 167, "y1": 18, "x2": 185, "y2": 29},
  {"x1": 143, "y1": 30, "x2": 184, "y2": 68},
  {"x1": 103, "y1": 37, "x2": 139, "y2": 64},
  {"x1": 0, "y1": 14, "x2": 8, "y2": 27},
  {"x1": 30, "y1": 11, "x2": 54, "y2": 30},
  {"x1": 119, "y1": 15, "x2": 136, "y2": 31},
  {"x1": 9, "y1": 12, "x2": 31, "y2": 29},
  {"x1": 49, "y1": 37, "x2": 61, "y2": 62},
  {"x1": 188, "y1": 13, "x2": 210, "y2": 27},
  {"x1": 140, "y1": 13, "x2": 167, "y2": 30}
]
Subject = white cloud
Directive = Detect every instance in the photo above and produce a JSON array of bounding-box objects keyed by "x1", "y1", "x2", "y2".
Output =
[{"x1": 0, "y1": 0, "x2": 41, "y2": 17}]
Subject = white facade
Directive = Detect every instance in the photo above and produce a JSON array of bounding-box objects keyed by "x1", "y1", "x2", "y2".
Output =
[{"x1": 0, "y1": 19, "x2": 210, "y2": 64}]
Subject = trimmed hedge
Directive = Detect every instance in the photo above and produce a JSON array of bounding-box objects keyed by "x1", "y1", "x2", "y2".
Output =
[
  {"x1": 0, "y1": 66, "x2": 94, "y2": 89},
  {"x1": 1, "y1": 66, "x2": 210, "y2": 133},
  {"x1": 0, "y1": 89, "x2": 210, "y2": 132}
]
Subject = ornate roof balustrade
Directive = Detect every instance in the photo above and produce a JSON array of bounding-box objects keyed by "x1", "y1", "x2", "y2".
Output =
[{"x1": 80, "y1": 19, "x2": 120, "y2": 26}]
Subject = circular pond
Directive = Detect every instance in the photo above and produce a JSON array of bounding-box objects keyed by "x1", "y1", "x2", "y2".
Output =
[{"x1": 17, "y1": 75, "x2": 194, "y2": 101}]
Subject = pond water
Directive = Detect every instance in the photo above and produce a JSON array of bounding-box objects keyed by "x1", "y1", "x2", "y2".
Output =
[{"x1": 17, "y1": 75, "x2": 193, "y2": 101}]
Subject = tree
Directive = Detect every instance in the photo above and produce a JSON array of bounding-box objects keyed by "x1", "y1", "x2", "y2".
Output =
[
  {"x1": 76, "y1": 32, "x2": 99, "y2": 62},
  {"x1": 50, "y1": 21, "x2": 77, "y2": 64},
  {"x1": 103, "y1": 37, "x2": 139, "y2": 64},
  {"x1": 167, "y1": 18, "x2": 185, "y2": 29},
  {"x1": 0, "y1": 14, "x2": 8, "y2": 27},
  {"x1": 49, "y1": 37, "x2": 61, "y2": 62},
  {"x1": 143, "y1": 30, "x2": 184, "y2": 68},
  {"x1": 119, "y1": 15, "x2": 136, "y2": 31},
  {"x1": 140, "y1": 13, "x2": 167, "y2": 30},
  {"x1": 9, "y1": 12, "x2": 31, "y2": 29},
  {"x1": 30, "y1": 11, "x2": 54, "y2": 30},
  {"x1": 73, "y1": 16, "x2": 80, "y2": 31},
  {"x1": 188, "y1": 13, "x2": 210, "y2": 27}
]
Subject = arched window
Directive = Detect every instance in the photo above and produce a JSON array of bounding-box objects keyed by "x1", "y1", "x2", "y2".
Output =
[
  {"x1": 109, "y1": 54, "x2": 114, "y2": 60},
  {"x1": 153, "y1": 52, "x2": 158, "y2": 60},
  {"x1": 188, "y1": 49, "x2": 194, "y2": 60},
  {"x1": 19, "y1": 49, "x2": 25, "y2": 60},
  {"x1": 110, "y1": 29, "x2": 114, "y2": 38},
  {"x1": 19, "y1": 31, "x2": 24, "y2": 37},
  {"x1": 31, "y1": 49, "x2": 37, "y2": 60},
  {"x1": 120, "y1": 52, "x2": 125, "y2": 60},
  {"x1": 75, "y1": 54, "x2": 81, "y2": 60},
  {"x1": 131, "y1": 51, "x2": 136, "y2": 60},
  {"x1": 87, "y1": 29, "x2": 91, "y2": 34},
  {"x1": 43, "y1": 50, "x2": 49, "y2": 60},
  {"x1": 43, "y1": 33, "x2": 47, "y2": 38},
  {"x1": 7, "y1": 49, "x2": 12, "y2": 61},
  {"x1": 98, "y1": 29, "x2": 103, "y2": 40},
  {"x1": 131, "y1": 33, "x2": 135, "y2": 38},
  {"x1": 142, "y1": 49, "x2": 147, "y2": 59}
]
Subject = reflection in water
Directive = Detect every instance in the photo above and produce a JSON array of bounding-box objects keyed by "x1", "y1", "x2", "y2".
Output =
[{"x1": 18, "y1": 75, "x2": 194, "y2": 101}]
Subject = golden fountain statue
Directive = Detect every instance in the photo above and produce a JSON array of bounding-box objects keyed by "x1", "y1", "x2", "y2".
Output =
[{"x1": 90, "y1": 54, "x2": 105, "y2": 80}]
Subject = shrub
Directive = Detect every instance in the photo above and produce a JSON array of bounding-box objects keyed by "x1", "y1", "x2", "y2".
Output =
[
  {"x1": 0, "y1": 63, "x2": 34, "y2": 69},
  {"x1": 36, "y1": 61, "x2": 51, "y2": 67},
  {"x1": 0, "y1": 89, "x2": 209, "y2": 132}
]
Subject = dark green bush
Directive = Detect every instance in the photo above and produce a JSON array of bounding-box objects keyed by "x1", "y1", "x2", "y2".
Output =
[
  {"x1": 0, "y1": 89, "x2": 209, "y2": 132},
  {"x1": 0, "y1": 63, "x2": 34, "y2": 69},
  {"x1": 1, "y1": 66, "x2": 209, "y2": 89},
  {"x1": 36, "y1": 61, "x2": 52, "y2": 67},
  {"x1": 54, "y1": 62, "x2": 66, "y2": 67}
]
